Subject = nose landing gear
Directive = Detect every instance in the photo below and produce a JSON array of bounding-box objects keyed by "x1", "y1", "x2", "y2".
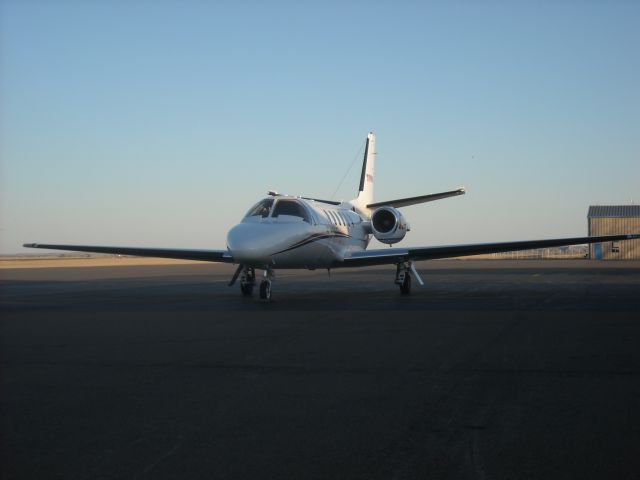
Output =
[
  {"x1": 259, "y1": 279, "x2": 272, "y2": 301},
  {"x1": 259, "y1": 268, "x2": 275, "y2": 301},
  {"x1": 239, "y1": 267, "x2": 256, "y2": 296},
  {"x1": 232, "y1": 265, "x2": 273, "y2": 301}
]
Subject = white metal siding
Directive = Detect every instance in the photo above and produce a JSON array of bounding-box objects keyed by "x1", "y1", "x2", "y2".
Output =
[{"x1": 588, "y1": 217, "x2": 640, "y2": 260}]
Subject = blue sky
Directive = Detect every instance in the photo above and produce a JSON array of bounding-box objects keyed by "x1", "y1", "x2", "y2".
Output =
[{"x1": 1, "y1": 1, "x2": 638, "y2": 253}]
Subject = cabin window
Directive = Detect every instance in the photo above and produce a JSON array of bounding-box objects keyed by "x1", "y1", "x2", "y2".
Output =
[
  {"x1": 272, "y1": 199, "x2": 310, "y2": 222},
  {"x1": 245, "y1": 198, "x2": 274, "y2": 218}
]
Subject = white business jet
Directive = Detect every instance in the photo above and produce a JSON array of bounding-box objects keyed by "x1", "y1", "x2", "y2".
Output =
[{"x1": 25, "y1": 132, "x2": 638, "y2": 301}]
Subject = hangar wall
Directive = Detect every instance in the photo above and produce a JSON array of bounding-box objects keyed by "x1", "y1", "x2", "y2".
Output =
[{"x1": 588, "y1": 206, "x2": 640, "y2": 260}]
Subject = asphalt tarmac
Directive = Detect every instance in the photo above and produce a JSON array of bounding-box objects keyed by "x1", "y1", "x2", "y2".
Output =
[{"x1": 2, "y1": 260, "x2": 640, "y2": 479}]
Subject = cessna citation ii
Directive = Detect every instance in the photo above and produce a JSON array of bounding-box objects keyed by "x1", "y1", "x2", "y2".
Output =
[{"x1": 25, "y1": 132, "x2": 639, "y2": 301}]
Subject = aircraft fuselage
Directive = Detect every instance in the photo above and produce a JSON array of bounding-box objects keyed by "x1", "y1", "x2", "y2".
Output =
[{"x1": 226, "y1": 197, "x2": 370, "y2": 269}]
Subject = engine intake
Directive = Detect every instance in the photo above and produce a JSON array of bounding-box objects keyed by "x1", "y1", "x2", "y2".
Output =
[{"x1": 371, "y1": 207, "x2": 408, "y2": 244}]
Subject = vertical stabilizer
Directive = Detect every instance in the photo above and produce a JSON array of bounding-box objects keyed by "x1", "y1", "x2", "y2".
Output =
[{"x1": 354, "y1": 132, "x2": 375, "y2": 211}]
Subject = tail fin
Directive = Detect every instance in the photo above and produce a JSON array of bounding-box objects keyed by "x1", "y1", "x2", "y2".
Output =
[{"x1": 353, "y1": 132, "x2": 375, "y2": 211}]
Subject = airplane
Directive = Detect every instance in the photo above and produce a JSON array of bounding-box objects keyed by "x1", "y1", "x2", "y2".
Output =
[{"x1": 25, "y1": 132, "x2": 639, "y2": 301}]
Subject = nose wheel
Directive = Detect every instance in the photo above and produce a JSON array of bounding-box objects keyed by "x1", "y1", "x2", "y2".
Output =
[
  {"x1": 259, "y1": 280, "x2": 272, "y2": 301},
  {"x1": 239, "y1": 267, "x2": 256, "y2": 296},
  {"x1": 259, "y1": 268, "x2": 274, "y2": 301}
]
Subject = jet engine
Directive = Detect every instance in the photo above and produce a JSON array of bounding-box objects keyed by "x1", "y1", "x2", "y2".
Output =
[{"x1": 371, "y1": 207, "x2": 409, "y2": 244}]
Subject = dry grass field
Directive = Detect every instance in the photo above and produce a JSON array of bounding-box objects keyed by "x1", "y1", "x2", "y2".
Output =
[{"x1": 0, "y1": 256, "x2": 201, "y2": 269}]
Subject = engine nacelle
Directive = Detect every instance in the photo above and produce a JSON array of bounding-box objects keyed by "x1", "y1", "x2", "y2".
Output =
[{"x1": 371, "y1": 207, "x2": 409, "y2": 244}]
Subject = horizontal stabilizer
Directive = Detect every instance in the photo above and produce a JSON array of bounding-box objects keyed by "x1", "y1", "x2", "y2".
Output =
[{"x1": 367, "y1": 187, "x2": 465, "y2": 209}]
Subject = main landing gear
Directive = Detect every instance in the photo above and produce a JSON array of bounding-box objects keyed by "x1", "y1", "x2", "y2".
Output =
[
  {"x1": 395, "y1": 261, "x2": 424, "y2": 295},
  {"x1": 233, "y1": 264, "x2": 422, "y2": 299}
]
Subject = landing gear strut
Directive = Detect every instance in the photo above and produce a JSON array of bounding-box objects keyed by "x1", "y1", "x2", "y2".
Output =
[
  {"x1": 395, "y1": 261, "x2": 424, "y2": 295},
  {"x1": 259, "y1": 268, "x2": 275, "y2": 301},
  {"x1": 239, "y1": 267, "x2": 256, "y2": 296}
]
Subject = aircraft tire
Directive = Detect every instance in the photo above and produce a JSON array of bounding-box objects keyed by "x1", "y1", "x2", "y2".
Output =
[
  {"x1": 240, "y1": 283, "x2": 253, "y2": 296},
  {"x1": 400, "y1": 274, "x2": 411, "y2": 295},
  {"x1": 259, "y1": 280, "x2": 272, "y2": 301}
]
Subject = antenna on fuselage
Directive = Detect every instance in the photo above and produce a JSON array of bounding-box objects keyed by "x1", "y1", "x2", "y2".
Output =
[{"x1": 330, "y1": 138, "x2": 366, "y2": 200}]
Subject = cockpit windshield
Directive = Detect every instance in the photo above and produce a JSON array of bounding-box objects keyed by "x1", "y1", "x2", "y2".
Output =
[
  {"x1": 245, "y1": 198, "x2": 274, "y2": 218},
  {"x1": 272, "y1": 199, "x2": 310, "y2": 223},
  {"x1": 244, "y1": 198, "x2": 311, "y2": 223}
]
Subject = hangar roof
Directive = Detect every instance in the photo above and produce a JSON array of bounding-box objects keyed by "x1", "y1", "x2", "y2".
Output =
[{"x1": 588, "y1": 205, "x2": 640, "y2": 218}]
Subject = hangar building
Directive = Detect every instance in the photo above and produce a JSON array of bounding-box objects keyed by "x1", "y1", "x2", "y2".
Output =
[{"x1": 588, "y1": 205, "x2": 640, "y2": 260}]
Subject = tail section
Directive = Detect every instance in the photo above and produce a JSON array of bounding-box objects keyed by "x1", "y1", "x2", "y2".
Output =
[{"x1": 353, "y1": 132, "x2": 375, "y2": 211}]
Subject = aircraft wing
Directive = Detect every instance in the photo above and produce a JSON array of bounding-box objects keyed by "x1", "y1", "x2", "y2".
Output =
[
  {"x1": 340, "y1": 233, "x2": 640, "y2": 267},
  {"x1": 23, "y1": 243, "x2": 234, "y2": 263}
]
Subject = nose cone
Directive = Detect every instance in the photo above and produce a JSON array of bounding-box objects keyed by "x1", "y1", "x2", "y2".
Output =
[
  {"x1": 226, "y1": 222, "x2": 280, "y2": 265},
  {"x1": 227, "y1": 224, "x2": 256, "y2": 261},
  {"x1": 227, "y1": 221, "x2": 309, "y2": 266}
]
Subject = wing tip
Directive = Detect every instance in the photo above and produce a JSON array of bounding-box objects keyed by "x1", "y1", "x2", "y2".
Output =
[{"x1": 23, "y1": 243, "x2": 37, "y2": 248}]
